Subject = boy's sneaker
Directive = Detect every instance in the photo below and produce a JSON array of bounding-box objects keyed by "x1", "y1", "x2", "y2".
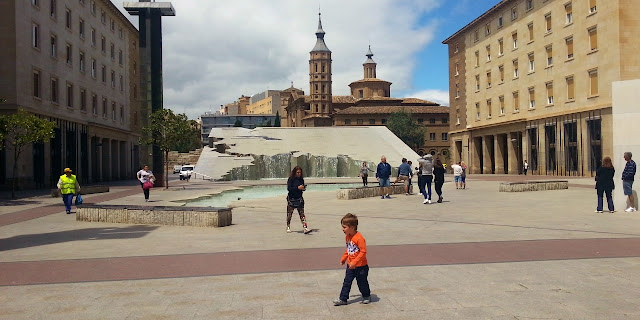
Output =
[
  {"x1": 423, "y1": 199, "x2": 428, "y2": 204},
  {"x1": 428, "y1": 199, "x2": 431, "y2": 204},
  {"x1": 286, "y1": 227, "x2": 291, "y2": 233},
  {"x1": 333, "y1": 299, "x2": 347, "y2": 306},
  {"x1": 381, "y1": 195, "x2": 385, "y2": 199},
  {"x1": 304, "y1": 227, "x2": 312, "y2": 234},
  {"x1": 385, "y1": 195, "x2": 391, "y2": 199},
  {"x1": 594, "y1": 210, "x2": 603, "y2": 213},
  {"x1": 625, "y1": 207, "x2": 637, "y2": 212},
  {"x1": 361, "y1": 296, "x2": 371, "y2": 304},
  {"x1": 610, "y1": 210, "x2": 616, "y2": 213}
]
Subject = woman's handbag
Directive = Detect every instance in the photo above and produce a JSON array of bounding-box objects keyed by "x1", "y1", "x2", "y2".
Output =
[
  {"x1": 142, "y1": 181, "x2": 154, "y2": 190},
  {"x1": 74, "y1": 194, "x2": 83, "y2": 205}
]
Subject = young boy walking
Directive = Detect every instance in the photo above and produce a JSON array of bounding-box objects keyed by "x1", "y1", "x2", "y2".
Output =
[{"x1": 333, "y1": 213, "x2": 371, "y2": 306}]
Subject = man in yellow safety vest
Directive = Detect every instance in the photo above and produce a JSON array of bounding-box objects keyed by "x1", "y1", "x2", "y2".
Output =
[{"x1": 57, "y1": 168, "x2": 81, "y2": 214}]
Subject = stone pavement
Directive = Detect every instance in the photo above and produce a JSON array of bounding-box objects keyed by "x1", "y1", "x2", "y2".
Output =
[{"x1": 1, "y1": 175, "x2": 640, "y2": 319}]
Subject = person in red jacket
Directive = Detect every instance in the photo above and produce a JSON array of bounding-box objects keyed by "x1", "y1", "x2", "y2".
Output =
[{"x1": 333, "y1": 213, "x2": 371, "y2": 306}]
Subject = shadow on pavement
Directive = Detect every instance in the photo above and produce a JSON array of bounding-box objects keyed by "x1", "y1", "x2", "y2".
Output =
[
  {"x1": 0, "y1": 199, "x2": 43, "y2": 207},
  {"x1": 0, "y1": 225, "x2": 159, "y2": 251}
]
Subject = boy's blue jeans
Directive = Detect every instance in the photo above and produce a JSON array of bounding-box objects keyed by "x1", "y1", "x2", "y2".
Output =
[
  {"x1": 339, "y1": 264, "x2": 370, "y2": 302},
  {"x1": 62, "y1": 193, "x2": 74, "y2": 212}
]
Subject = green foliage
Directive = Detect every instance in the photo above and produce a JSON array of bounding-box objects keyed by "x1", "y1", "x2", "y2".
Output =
[
  {"x1": 386, "y1": 110, "x2": 426, "y2": 150},
  {"x1": 0, "y1": 109, "x2": 57, "y2": 198},
  {"x1": 233, "y1": 119, "x2": 243, "y2": 127},
  {"x1": 274, "y1": 111, "x2": 281, "y2": 127}
]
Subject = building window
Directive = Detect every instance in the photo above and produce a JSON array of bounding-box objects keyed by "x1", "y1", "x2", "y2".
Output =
[
  {"x1": 118, "y1": 50, "x2": 122, "y2": 65},
  {"x1": 119, "y1": 75, "x2": 123, "y2": 91},
  {"x1": 499, "y1": 65, "x2": 504, "y2": 82},
  {"x1": 588, "y1": 27, "x2": 598, "y2": 51},
  {"x1": 511, "y1": 7, "x2": 518, "y2": 20},
  {"x1": 486, "y1": 71, "x2": 492, "y2": 88},
  {"x1": 90, "y1": 1, "x2": 96, "y2": 15},
  {"x1": 475, "y1": 103, "x2": 480, "y2": 120},
  {"x1": 118, "y1": 27, "x2": 123, "y2": 39},
  {"x1": 498, "y1": 38, "x2": 504, "y2": 56},
  {"x1": 498, "y1": 15, "x2": 503, "y2": 28},
  {"x1": 474, "y1": 29, "x2": 479, "y2": 42},
  {"x1": 357, "y1": 119, "x2": 363, "y2": 125},
  {"x1": 475, "y1": 51, "x2": 479, "y2": 66},
  {"x1": 65, "y1": 8, "x2": 71, "y2": 29},
  {"x1": 566, "y1": 76, "x2": 575, "y2": 100},
  {"x1": 486, "y1": 99, "x2": 492, "y2": 118},
  {"x1": 529, "y1": 87, "x2": 536, "y2": 108},
  {"x1": 110, "y1": 43, "x2": 115, "y2": 59},
  {"x1": 589, "y1": 69, "x2": 598, "y2": 96},
  {"x1": 513, "y1": 91, "x2": 520, "y2": 111},
  {"x1": 65, "y1": 43, "x2": 72, "y2": 65},
  {"x1": 50, "y1": 77, "x2": 58, "y2": 103},
  {"x1": 133, "y1": 84, "x2": 137, "y2": 98},
  {"x1": 33, "y1": 70, "x2": 41, "y2": 98},
  {"x1": 528, "y1": 52, "x2": 535, "y2": 72},
  {"x1": 102, "y1": 98, "x2": 107, "y2": 117},
  {"x1": 100, "y1": 10, "x2": 106, "y2": 24},
  {"x1": 79, "y1": 51, "x2": 84, "y2": 72},
  {"x1": 418, "y1": 118, "x2": 424, "y2": 124},
  {"x1": 91, "y1": 58, "x2": 96, "y2": 78},
  {"x1": 528, "y1": 23, "x2": 534, "y2": 42},
  {"x1": 546, "y1": 45, "x2": 553, "y2": 66},
  {"x1": 381, "y1": 119, "x2": 387, "y2": 124},
  {"x1": 344, "y1": 119, "x2": 351, "y2": 125},
  {"x1": 513, "y1": 59, "x2": 519, "y2": 78},
  {"x1": 475, "y1": 75, "x2": 480, "y2": 91},
  {"x1": 430, "y1": 133, "x2": 436, "y2": 141},
  {"x1": 50, "y1": 34, "x2": 57, "y2": 57},
  {"x1": 32, "y1": 0, "x2": 39, "y2": 7},
  {"x1": 512, "y1": 32, "x2": 518, "y2": 49},
  {"x1": 120, "y1": 105, "x2": 125, "y2": 123},
  {"x1": 79, "y1": 19, "x2": 84, "y2": 39},
  {"x1": 545, "y1": 14, "x2": 552, "y2": 33},
  {"x1": 454, "y1": 43, "x2": 459, "y2": 53},
  {"x1": 101, "y1": 36, "x2": 106, "y2": 53},
  {"x1": 369, "y1": 119, "x2": 375, "y2": 125},
  {"x1": 565, "y1": 3, "x2": 573, "y2": 24},
  {"x1": 566, "y1": 37, "x2": 574, "y2": 59},
  {"x1": 455, "y1": 63, "x2": 459, "y2": 76},
  {"x1": 91, "y1": 93, "x2": 97, "y2": 115},
  {"x1": 486, "y1": 45, "x2": 491, "y2": 61},
  {"x1": 546, "y1": 82, "x2": 554, "y2": 105},
  {"x1": 485, "y1": 24, "x2": 491, "y2": 35},
  {"x1": 430, "y1": 118, "x2": 436, "y2": 124},
  {"x1": 456, "y1": 115, "x2": 460, "y2": 125},
  {"x1": 526, "y1": 0, "x2": 533, "y2": 10},
  {"x1": 442, "y1": 117, "x2": 448, "y2": 124},
  {"x1": 101, "y1": 65, "x2": 106, "y2": 83},
  {"x1": 499, "y1": 95, "x2": 505, "y2": 115},
  {"x1": 358, "y1": 90, "x2": 363, "y2": 98},
  {"x1": 441, "y1": 133, "x2": 448, "y2": 141},
  {"x1": 455, "y1": 83, "x2": 460, "y2": 97},
  {"x1": 32, "y1": 23, "x2": 40, "y2": 49},
  {"x1": 589, "y1": 0, "x2": 597, "y2": 13},
  {"x1": 50, "y1": 0, "x2": 57, "y2": 18},
  {"x1": 66, "y1": 83, "x2": 73, "y2": 108},
  {"x1": 90, "y1": 28, "x2": 96, "y2": 46},
  {"x1": 80, "y1": 89, "x2": 86, "y2": 111},
  {"x1": 110, "y1": 19, "x2": 115, "y2": 32}
]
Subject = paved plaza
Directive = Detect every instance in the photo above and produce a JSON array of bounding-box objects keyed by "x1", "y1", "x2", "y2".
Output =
[{"x1": 1, "y1": 175, "x2": 640, "y2": 319}]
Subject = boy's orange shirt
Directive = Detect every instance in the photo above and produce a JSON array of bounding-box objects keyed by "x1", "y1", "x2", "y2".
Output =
[{"x1": 340, "y1": 231, "x2": 368, "y2": 267}]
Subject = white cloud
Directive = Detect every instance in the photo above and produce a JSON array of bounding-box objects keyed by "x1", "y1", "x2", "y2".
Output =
[
  {"x1": 117, "y1": 0, "x2": 443, "y2": 119},
  {"x1": 407, "y1": 89, "x2": 450, "y2": 106}
]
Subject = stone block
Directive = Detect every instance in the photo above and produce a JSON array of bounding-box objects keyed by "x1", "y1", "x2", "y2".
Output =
[
  {"x1": 76, "y1": 205, "x2": 232, "y2": 227},
  {"x1": 499, "y1": 180, "x2": 568, "y2": 192},
  {"x1": 337, "y1": 185, "x2": 414, "y2": 200}
]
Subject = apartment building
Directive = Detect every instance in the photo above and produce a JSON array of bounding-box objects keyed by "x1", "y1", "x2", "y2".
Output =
[
  {"x1": 443, "y1": 0, "x2": 640, "y2": 176},
  {"x1": 0, "y1": 0, "x2": 141, "y2": 188}
]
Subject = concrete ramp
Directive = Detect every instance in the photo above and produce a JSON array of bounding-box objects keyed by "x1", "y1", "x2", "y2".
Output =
[{"x1": 196, "y1": 126, "x2": 420, "y2": 180}]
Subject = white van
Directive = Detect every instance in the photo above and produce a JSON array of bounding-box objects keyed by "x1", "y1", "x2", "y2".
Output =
[{"x1": 179, "y1": 165, "x2": 194, "y2": 180}]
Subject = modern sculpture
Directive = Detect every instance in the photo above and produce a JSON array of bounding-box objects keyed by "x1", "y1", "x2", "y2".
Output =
[{"x1": 123, "y1": 0, "x2": 175, "y2": 187}]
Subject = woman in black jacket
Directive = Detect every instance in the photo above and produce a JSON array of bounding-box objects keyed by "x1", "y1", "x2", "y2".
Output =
[
  {"x1": 433, "y1": 159, "x2": 446, "y2": 203},
  {"x1": 595, "y1": 156, "x2": 615, "y2": 213},
  {"x1": 286, "y1": 166, "x2": 311, "y2": 234}
]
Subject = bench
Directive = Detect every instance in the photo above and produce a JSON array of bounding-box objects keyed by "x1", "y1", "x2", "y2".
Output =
[
  {"x1": 499, "y1": 180, "x2": 569, "y2": 192},
  {"x1": 337, "y1": 185, "x2": 414, "y2": 200},
  {"x1": 51, "y1": 185, "x2": 110, "y2": 197},
  {"x1": 76, "y1": 205, "x2": 232, "y2": 227}
]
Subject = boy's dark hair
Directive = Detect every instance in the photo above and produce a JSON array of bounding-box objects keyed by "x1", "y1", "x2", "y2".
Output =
[{"x1": 341, "y1": 213, "x2": 358, "y2": 230}]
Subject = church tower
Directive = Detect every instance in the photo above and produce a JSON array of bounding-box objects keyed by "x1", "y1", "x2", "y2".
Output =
[
  {"x1": 363, "y1": 45, "x2": 376, "y2": 79},
  {"x1": 308, "y1": 12, "x2": 333, "y2": 126}
]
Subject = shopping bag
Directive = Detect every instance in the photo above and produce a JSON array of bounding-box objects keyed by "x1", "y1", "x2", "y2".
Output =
[
  {"x1": 142, "y1": 181, "x2": 154, "y2": 190},
  {"x1": 75, "y1": 194, "x2": 83, "y2": 205}
]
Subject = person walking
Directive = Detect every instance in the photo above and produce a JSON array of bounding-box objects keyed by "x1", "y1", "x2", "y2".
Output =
[
  {"x1": 433, "y1": 159, "x2": 446, "y2": 203},
  {"x1": 376, "y1": 156, "x2": 392, "y2": 199},
  {"x1": 418, "y1": 154, "x2": 434, "y2": 204},
  {"x1": 286, "y1": 166, "x2": 311, "y2": 234},
  {"x1": 359, "y1": 162, "x2": 374, "y2": 187},
  {"x1": 451, "y1": 162, "x2": 463, "y2": 189},
  {"x1": 57, "y1": 168, "x2": 81, "y2": 214},
  {"x1": 407, "y1": 161, "x2": 414, "y2": 192},
  {"x1": 333, "y1": 213, "x2": 370, "y2": 306},
  {"x1": 622, "y1": 152, "x2": 637, "y2": 212},
  {"x1": 523, "y1": 160, "x2": 529, "y2": 175},
  {"x1": 460, "y1": 161, "x2": 467, "y2": 189},
  {"x1": 137, "y1": 165, "x2": 155, "y2": 202},
  {"x1": 595, "y1": 156, "x2": 615, "y2": 213},
  {"x1": 394, "y1": 158, "x2": 412, "y2": 195}
]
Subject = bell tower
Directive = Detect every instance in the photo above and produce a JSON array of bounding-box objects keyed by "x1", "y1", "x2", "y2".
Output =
[
  {"x1": 363, "y1": 45, "x2": 376, "y2": 79},
  {"x1": 308, "y1": 12, "x2": 332, "y2": 125}
]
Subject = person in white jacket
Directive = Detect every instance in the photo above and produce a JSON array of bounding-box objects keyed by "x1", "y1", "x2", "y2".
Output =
[{"x1": 417, "y1": 154, "x2": 434, "y2": 204}]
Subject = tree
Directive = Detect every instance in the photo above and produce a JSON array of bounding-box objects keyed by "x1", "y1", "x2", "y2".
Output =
[
  {"x1": 386, "y1": 110, "x2": 426, "y2": 150},
  {"x1": 139, "y1": 109, "x2": 201, "y2": 188},
  {"x1": 233, "y1": 119, "x2": 243, "y2": 127},
  {"x1": 274, "y1": 111, "x2": 281, "y2": 127},
  {"x1": 0, "y1": 109, "x2": 56, "y2": 198}
]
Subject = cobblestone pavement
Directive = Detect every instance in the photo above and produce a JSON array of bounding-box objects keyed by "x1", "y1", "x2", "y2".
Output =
[{"x1": 1, "y1": 175, "x2": 640, "y2": 319}]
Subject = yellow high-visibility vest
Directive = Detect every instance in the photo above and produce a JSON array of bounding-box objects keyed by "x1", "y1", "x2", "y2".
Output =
[{"x1": 59, "y1": 174, "x2": 77, "y2": 195}]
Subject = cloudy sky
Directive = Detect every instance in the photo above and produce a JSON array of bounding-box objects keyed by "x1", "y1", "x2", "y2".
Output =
[{"x1": 117, "y1": 0, "x2": 497, "y2": 119}]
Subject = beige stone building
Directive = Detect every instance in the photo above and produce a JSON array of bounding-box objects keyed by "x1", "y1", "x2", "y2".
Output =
[
  {"x1": 286, "y1": 14, "x2": 450, "y2": 156},
  {"x1": 246, "y1": 90, "x2": 281, "y2": 115},
  {"x1": 0, "y1": 0, "x2": 141, "y2": 188},
  {"x1": 443, "y1": 0, "x2": 640, "y2": 176}
]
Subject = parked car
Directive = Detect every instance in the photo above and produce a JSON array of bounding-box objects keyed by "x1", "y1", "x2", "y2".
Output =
[
  {"x1": 179, "y1": 165, "x2": 194, "y2": 180},
  {"x1": 173, "y1": 165, "x2": 182, "y2": 174}
]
